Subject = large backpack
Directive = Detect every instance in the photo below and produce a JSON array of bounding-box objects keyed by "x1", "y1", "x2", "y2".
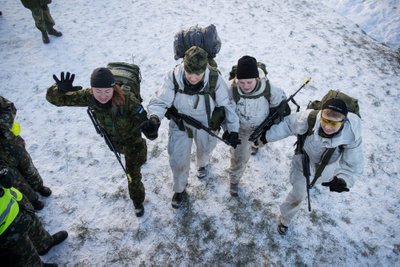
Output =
[
  {"x1": 304, "y1": 89, "x2": 361, "y2": 136},
  {"x1": 173, "y1": 24, "x2": 221, "y2": 67},
  {"x1": 228, "y1": 62, "x2": 271, "y2": 104},
  {"x1": 106, "y1": 62, "x2": 142, "y2": 102},
  {"x1": 298, "y1": 90, "x2": 361, "y2": 187}
]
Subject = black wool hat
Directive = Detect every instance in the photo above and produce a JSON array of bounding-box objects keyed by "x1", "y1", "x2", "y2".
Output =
[
  {"x1": 236, "y1": 55, "x2": 259, "y2": 79},
  {"x1": 322, "y1": 98, "x2": 348, "y2": 116},
  {"x1": 90, "y1": 68, "x2": 115, "y2": 88}
]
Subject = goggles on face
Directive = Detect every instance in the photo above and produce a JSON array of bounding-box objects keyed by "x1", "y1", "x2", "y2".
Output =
[{"x1": 320, "y1": 116, "x2": 345, "y2": 127}]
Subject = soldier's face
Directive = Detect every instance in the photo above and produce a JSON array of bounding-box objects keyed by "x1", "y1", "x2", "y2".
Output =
[
  {"x1": 237, "y1": 78, "x2": 257, "y2": 93},
  {"x1": 320, "y1": 109, "x2": 345, "y2": 135},
  {"x1": 93, "y1": 87, "x2": 114, "y2": 104},
  {"x1": 185, "y1": 71, "x2": 205, "y2": 85}
]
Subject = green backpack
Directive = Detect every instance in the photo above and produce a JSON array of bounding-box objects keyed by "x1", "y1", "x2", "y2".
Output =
[
  {"x1": 228, "y1": 62, "x2": 271, "y2": 103},
  {"x1": 305, "y1": 89, "x2": 361, "y2": 135},
  {"x1": 107, "y1": 62, "x2": 142, "y2": 102}
]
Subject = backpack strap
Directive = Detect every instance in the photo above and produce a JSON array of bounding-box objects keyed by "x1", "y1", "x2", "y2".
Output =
[
  {"x1": 172, "y1": 66, "x2": 218, "y2": 126},
  {"x1": 309, "y1": 147, "x2": 337, "y2": 187},
  {"x1": 231, "y1": 78, "x2": 271, "y2": 104}
]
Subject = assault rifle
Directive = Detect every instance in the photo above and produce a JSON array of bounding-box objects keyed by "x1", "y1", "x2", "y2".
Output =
[
  {"x1": 165, "y1": 106, "x2": 232, "y2": 146},
  {"x1": 248, "y1": 78, "x2": 311, "y2": 143},
  {"x1": 296, "y1": 134, "x2": 312, "y2": 212},
  {"x1": 87, "y1": 108, "x2": 132, "y2": 182}
]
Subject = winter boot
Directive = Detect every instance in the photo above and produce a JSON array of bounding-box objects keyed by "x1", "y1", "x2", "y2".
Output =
[
  {"x1": 38, "y1": 231, "x2": 68, "y2": 256},
  {"x1": 171, "y1": 192, "x2": 184, "y2": 209},
  {"x1": 32, "y1": 199, "x2": 44, "y2": 210},
  {"x1": 197, "y1": 165, "x2": 210, "y2": 179},
  {"x1": 230, "y1": 183, "x2": 239, "y2": 197},
  {"x1": 251, "y1": 146, "x2": 259, "y2": 155},
  {"x1": 134, "y1": 202, "x2": 144, "y2": 217},
  {"x1": 38, "y1": 186, "x2": 52, "y2": 197},
  {"x1": 277, "y1": 222, "x2": 288, "y2": 235},
  {"x1": 41, "y1": 31, "x2": 50, "y2": 44},
  {"x1": 47, "y1": 27, "x2": 62, "y2": 37}
]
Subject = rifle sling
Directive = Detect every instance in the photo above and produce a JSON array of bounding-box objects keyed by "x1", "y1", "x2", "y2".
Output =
[{"x1": 309, "y1": 147, "x2": 337, "y2": 188}]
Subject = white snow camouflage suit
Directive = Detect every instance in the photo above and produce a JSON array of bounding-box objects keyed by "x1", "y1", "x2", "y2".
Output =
[
  {"x1": 227, "y1": 69, "x2": 287, "y2": 184},
  {"x1": 147, "y1": 63, "x2": 240, "y2": 193},
  {"x1": 265, "y1": 110, "x2": 363, "y2": 226}
]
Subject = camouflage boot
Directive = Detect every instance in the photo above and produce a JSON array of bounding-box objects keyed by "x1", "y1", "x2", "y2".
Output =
[
  {"x1": 41, "y1": 31, "x2": 50, "y2": 44},
  {"x1": 38, "y1": 186, "x2": 52, "y2": 197},
  {"x1": 47, "y1": 26, "x2": 62, "y2": 37},
  {"x1": 31, "y1": 199, "x2": 44, "y2": 210},
  {"x1": 133, "y1": 202, "x2": 144, "y2": 217},
  {"x1": 38, "y1": 231, "x2": 68, "y2": 256}
]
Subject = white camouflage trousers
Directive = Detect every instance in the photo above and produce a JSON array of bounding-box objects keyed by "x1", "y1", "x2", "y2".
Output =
[
  {"x1": 168, "y1": 120, "x2": 217, "y2": 193},
  {"x1": 227, "y1": 127, "x2": 253, "y2": 184},
  {"x1": 279, "y1": 154, "x2": 338, "y2": 226}
]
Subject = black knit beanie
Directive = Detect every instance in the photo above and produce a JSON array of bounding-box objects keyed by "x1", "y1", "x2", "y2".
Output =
[
  {"x1": 90, "y1": 68, "x2": 115, "y2": 88},
  {"x1": 322, "y1": 98, "x2": 348, "y2": 116},
  {"x1": 236, "y1": 56, "x2": 259, "y2": 79}
]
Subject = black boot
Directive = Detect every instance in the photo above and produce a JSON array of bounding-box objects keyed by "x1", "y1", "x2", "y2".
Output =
[
  {"x1": 41, "y1": 31, "x2": 50, "y2": 44},
  {"x1": 38, "y1": 186, "x2": 52, "y2": 197},
  {"x1": 38, "y1": 231, "x2": 68, "y2": 256},
  {"x1": 171, "y1": 192, "x2": 184, "y2": 209},
  {"x1": 47, "y1": 27, "x2": 62, "y2": 37},
  {"x1": 32, "y1": 199, "x2": 44, "y2": 210},
  {"x1": 43, "y1": 263, "x2": 58, "y2": 267},
  {"x1": 134, "y1": 202, "x2": 144, "y2": 217}
]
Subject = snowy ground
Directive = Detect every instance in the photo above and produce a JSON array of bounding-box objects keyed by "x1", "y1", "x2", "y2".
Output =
[{"x1": 0, "y1": 0, "x2": 399, "y2": 265}]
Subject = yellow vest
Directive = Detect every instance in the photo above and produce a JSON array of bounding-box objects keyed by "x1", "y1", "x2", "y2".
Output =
[{"x1": 0, "y1": 187, "x2": 23, "y2": 235}]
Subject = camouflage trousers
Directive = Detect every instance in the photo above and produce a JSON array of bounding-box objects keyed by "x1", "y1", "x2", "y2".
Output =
[
  {"x1": 0, "y1": 198, "x2": 53, "y2": 267},
  {"x1": 121, "y1": 138, "x2": 147, "y2": 205},
  {"x1": 27, "y1": 4, "x2": 55, "y2": 33},
  {"x1": 0, "y1": 136, "x2": 44, "y2": 203}
]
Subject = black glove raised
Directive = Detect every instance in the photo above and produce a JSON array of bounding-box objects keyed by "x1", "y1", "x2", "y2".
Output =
[
  {"x1": 321, "y1": 176, "x2": 350, "y2": 193},
  {"x1": 0, "y1": 167, "x2": 14, "y2": 188},
  {"x1": 53, "y1": 72, "x2": 82, "y2": 92},
  {"x1": 141, "y1": 116, "x2": 160, "y2": 140},
  {"x1": 224, "y1": 131, "x2": 241, "y2": 148}
]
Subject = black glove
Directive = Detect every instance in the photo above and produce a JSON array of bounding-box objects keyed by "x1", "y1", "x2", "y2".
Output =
[
  {"x1": 321, "y1": 176, "x2": 350, "y2": 193},
  {"x1": 53, "y1": 72, "x2": 82, "y2": 92},
  {"x1": 0, "y1": 167, "x2": 14, "y2": 188},
  {"x1": 224, "y1": 131, "x2": 241, "y2": 148},
  {"x1": 141, "y1": 116, "x2": 160, "y2": 140}
]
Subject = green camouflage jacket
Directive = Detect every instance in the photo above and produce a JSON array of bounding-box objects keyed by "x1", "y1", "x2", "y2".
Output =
[
  {"x1": 46, "y1": 86, "x2": 148, "y2": 146},
  {"x1": 20, "y1": 0, "x2": 52, "y2": 9},
  {"x1": 0, "y1": 96, "x2": 17, "y2": 139}
]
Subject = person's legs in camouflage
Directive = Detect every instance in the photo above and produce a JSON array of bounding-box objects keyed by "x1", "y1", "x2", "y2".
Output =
[
  {"x1": 0, "y1": 206, "x2": 51, "y2": 266},
  {"x1": 41, "y1": 4, "x2": 62, "y2": 37},
  {"x1": 123, "y1": 138, "x2": 147, "y2": 217}
]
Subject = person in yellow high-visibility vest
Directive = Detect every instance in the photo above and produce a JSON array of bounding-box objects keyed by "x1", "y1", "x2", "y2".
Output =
[{"x1": 0, "y1": 167, "x2": 68, "y2": 266}]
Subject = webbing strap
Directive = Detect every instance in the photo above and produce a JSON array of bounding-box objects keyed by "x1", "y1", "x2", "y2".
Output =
[{"x1": 309, "y1": 147, "x2": 337, "y2": 187}]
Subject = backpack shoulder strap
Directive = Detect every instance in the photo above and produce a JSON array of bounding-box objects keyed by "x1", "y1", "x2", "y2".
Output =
[{"x1": 306, "y1": 110, "x2": 319, "y2": 136}]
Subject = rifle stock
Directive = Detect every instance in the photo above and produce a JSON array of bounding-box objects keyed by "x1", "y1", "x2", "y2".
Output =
[
  {"x1": 166, "y1": 107, "x2": 232, "y2": 146},
  {"x1": 87, "y1": 108, "x2": 132, "y2": 183},
  {"x1": 248, "y1": 78, "x2": 311, "y2": 143}
]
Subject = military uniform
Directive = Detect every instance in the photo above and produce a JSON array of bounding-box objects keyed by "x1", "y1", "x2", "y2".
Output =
[
  {"x1": 46, "y1": 86, "x2": 148, "y2": 208},
  {"x1": 0, "y1": 96, "x2": 49, "y2": 207},
  {"x1": 0, "y1": 190, "x2": 53, "y2": 266},
  {"x1": 20, "y1": 0, "x2": 62, "y2": 43},
  {"x1": 1, "y1": 167, "x2": 65, "y2": 267}
]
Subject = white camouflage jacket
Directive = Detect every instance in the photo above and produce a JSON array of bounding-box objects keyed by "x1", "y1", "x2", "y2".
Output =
[
  {"x1": 147, "y1": 63, "x2": 240, "y2": 133},
  {"x1": 266, "y1": 110, "x2": 363, "y2": 186},
  {"x1": 230, "y1": 70, "x2": 287, "y2": 132}
]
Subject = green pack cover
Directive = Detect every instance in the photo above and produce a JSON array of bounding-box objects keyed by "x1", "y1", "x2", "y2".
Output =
[
  {"x1": 107, "y1": 62, "x2": 142, "y2": 102},
  {"x1": 305, "y1": 90, "x2": 361, "y2": 135}
]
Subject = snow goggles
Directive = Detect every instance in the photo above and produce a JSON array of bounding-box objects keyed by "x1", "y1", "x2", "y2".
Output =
[{"x1": 320, "y1": 116, "x2": 345, "y2": 127}]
